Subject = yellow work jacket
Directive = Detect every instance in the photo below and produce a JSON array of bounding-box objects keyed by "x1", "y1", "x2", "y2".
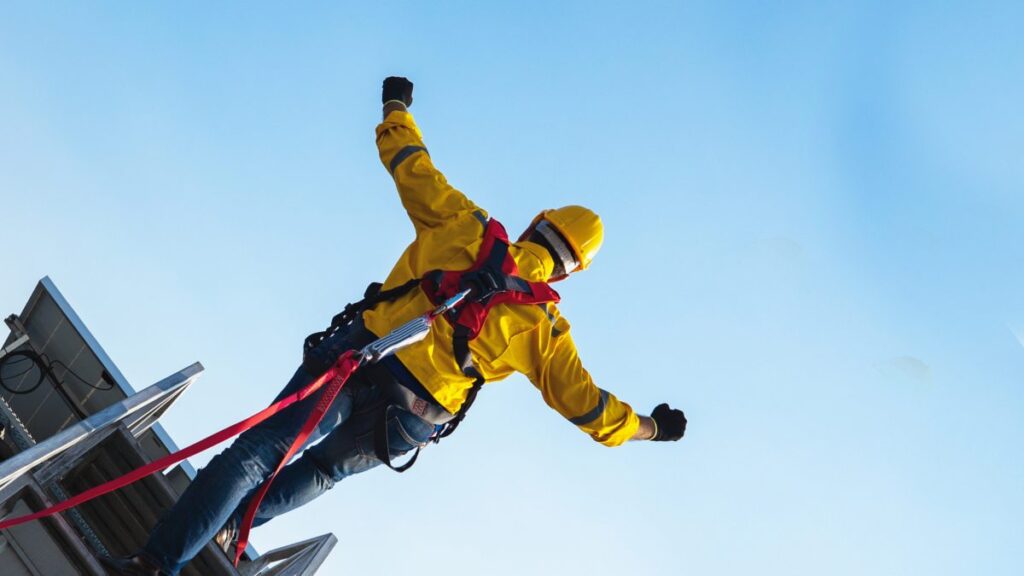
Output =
[{"x1": 362, "y1": 110, "x2": 639, "y2": 446}]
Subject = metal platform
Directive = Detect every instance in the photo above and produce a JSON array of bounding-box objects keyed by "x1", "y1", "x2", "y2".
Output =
[{"x1": 0, "y1": 278, "x2": 336, "y2": 575}]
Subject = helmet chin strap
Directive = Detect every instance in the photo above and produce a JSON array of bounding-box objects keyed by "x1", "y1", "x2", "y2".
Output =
[{"x1": 535, "y1": 220, "x2": 579, "y2": 276}]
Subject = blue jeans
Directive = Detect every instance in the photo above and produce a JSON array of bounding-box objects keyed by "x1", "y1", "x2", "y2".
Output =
[{"x1": 142, "y1": 326, "x2": 436, "y2": 575}]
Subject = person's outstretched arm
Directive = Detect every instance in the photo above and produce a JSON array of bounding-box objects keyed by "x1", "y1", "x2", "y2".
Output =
[
  {"x1": 513, "y1": 305, "x2": 687, "y2": 446},
  {"x1": 375, "y1": 76, "x2": 484, "y2": 234}
]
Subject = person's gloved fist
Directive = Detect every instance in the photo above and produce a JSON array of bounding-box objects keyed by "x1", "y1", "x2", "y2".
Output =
[
  {"x1": 651, "y1": 403, "x2": 687, "y2": 441},
  {"x1": 382, "y1": 76, "x2": 414, "y2": 106}
]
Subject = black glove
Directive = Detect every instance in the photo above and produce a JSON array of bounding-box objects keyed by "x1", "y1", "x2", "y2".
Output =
[
  {"x1": 651, "y1": 403, "x2": 686, "y2": 441},
  {"x1": 382, "y1": 76, "x2": 414, "y2": 106}
]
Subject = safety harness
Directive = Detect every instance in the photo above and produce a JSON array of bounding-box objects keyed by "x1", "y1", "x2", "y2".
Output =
[{"x1": 305, "y1": 217, "x2": 560, "y2": 470}]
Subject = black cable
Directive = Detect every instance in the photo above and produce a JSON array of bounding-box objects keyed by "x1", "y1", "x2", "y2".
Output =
[
  {"x1": 0, "y1": 349, "x2": 115, "y2": 396},
  {"x1": 0, "y1": 351, "x2": 45, "y2": 394},
  {"x1": 0, "y1": 352, "x2": 37, "y2": 380},
  {"x1": 45, "y1": 356, "x2": 116, "y2": 392}
]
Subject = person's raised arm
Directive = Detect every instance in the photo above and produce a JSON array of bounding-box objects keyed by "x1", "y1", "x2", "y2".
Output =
[{"x1": 376, "y1": 76, "x2": 483, "y2": 234}]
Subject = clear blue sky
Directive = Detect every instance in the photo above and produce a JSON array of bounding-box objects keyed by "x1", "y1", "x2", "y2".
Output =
[{"x1": 2, "y1": 2, "x2": 1022, "y2": 574}]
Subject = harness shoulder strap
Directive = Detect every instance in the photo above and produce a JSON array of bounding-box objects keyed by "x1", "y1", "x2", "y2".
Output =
[{"x1": 430, "y1": 219, "x2": 560, "y2": 439}]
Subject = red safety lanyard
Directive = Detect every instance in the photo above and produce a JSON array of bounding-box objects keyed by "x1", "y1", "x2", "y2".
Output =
[
  {"x1": 0, "y1": 350, "x2": 363, "y2": 567},
  {"x1": 233, "y1": 351, "x2": 361, "y2": 564}
]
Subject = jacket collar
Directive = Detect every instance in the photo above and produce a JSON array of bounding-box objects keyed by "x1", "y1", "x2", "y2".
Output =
[{"x1": 511, "y1": 241, "x2": 556, "y2": 282}]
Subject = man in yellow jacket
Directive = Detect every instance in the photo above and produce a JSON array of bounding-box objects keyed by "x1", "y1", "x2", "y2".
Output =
[{"x1": 102, "y1": 77, "x2": 686, "y2": 576}]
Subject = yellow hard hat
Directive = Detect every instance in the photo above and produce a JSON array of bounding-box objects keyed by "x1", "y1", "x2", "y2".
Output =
[{"x1": 529, "y1": 205, "x2": 604, "y2": 272}]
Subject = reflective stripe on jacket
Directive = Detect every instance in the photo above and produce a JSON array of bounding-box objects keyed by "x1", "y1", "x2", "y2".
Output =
[{"x1": 362, "y1": 110, "x2": 639, "y2": 446}]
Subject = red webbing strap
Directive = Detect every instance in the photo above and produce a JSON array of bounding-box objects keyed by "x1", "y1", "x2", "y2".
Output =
[
  {"x1": 0, "y1": 351, "x2": 362, "y2": 557},
  {"x1": 233, "y1": 351, "x2": 361, "y2": 564},
  {"x1": 422, "y1": 218, "x2": 507, "y2": 305}
]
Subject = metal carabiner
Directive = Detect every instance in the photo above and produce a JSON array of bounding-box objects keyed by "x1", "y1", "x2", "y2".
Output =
[{"x1": 359, "y1": 289, "x2": 472, "y2": 365}]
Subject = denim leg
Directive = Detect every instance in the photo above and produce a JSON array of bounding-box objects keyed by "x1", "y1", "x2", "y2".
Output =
[
  {"x1": 225, "y1": 387, "x2": 437, "y2": 529},
  {"x1": 141, "y1": 365, "x2": 353, "y2": 575}
]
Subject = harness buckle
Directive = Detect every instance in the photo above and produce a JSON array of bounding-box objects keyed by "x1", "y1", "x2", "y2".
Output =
[
  {"x1": 431, "y1": 289, "x2": 472, "y2": 318},
  {"x1": 463, "y1": 267, "x2": 504, "y2": 301}
]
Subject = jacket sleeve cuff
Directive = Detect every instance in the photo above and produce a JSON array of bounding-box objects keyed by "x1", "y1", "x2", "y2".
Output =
[
  {"x1": 594, "y1": 410, "x2": 641, "y2": 447},
  {"x1": 378, "y1": 110, "x2": 423, "y2": 139}
]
